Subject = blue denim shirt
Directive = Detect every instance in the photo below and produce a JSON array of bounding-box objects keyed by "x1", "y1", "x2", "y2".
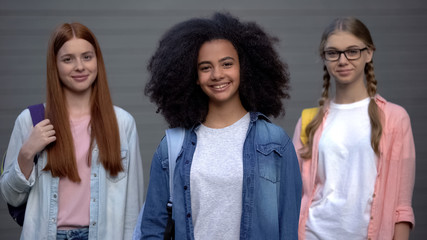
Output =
[
  {"x1": 140, "y1": 112, "x2": 302, "y2": 240},
  {"x1": 0, "y1": 106, "x2": 144, "y2": 240}
]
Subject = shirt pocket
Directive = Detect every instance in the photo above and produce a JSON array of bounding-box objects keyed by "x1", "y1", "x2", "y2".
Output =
[
  {"x1": 256, "y1": 143, "x2": 283, "y2": 183},
  {"x1": 106, "y1": 149, "x2": 128, "y2": 182}
]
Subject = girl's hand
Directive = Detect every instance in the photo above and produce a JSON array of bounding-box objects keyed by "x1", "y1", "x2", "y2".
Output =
[
  {"x1": 22, "y1": 119, "x2": 56, "y2": 155},
  {"x1": 18, "y1": 119, "x2": 56, "y2": 178}
]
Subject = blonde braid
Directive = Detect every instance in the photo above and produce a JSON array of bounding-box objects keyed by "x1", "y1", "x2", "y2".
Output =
[
  {"x1": 319, "y1": 66, "x2": 330, "y2": 106},
  {"x1": 301, "y1": 66, "x2": 329, "y2": 159},
  {"x1": 365, "y1": 61, "x2": 382, "y2": 155},
  {"x1": 365, "y1": 62, "x2": 377, "y2": 97}
]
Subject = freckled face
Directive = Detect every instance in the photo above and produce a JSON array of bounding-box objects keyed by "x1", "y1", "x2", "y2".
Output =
[
  {"x1": 56, "y1": 38, "x2": 98, "y2": 96},
  {"x1": 324, "y1": 31, "x2": 373, "y2": 87},
  {"x1": 197, "y1": 39, "x2": 241, "y2": 106}
]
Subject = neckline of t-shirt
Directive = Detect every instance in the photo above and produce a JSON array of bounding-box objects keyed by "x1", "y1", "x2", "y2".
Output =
[
  {"x1": 330, "y1": 97, "x2": 371, "y2": 110},
  {"x1": 70, "y1": 114, "x2": 91, "y2": 125},
  {"x1": 200, "y1": 112, "x2": 250, "y2": 132}
]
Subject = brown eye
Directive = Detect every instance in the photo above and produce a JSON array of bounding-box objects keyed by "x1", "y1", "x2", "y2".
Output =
[
  {"x1": 62, "y1": 57, "x2": 72, "y2": 63},
  {"x1": 199, "y1": 65, "x2": 210, "y2": 72},
  {"x1": 325, "y1": 51, "x2": 338, "y2": 58},
  {"x1": 345, "y1": 49, "x2": 359, "y2": 57},
  {"x1": 83, "y1": 55, "x2": 93, "y2": 61},
  {"x1": 223, "y1": 62, "x2": 233, "y2": 68}
]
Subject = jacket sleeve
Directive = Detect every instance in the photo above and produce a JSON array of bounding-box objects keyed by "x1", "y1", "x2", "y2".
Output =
[
  {"x1": 393, "y1": 109, "x2": 416, "y2": 227},
  {"x1": 0, "y1": 109, "x2": 36, "y2": 207},
  {"x1": 279, "y1": 136, "x2": 302, "y2": 239},
  {"x1": 139, "y1": 138, "x2": 170, "y2": 239},
  {"x1": 123, "y1": 116, "x2": 145, "y2": 239}
]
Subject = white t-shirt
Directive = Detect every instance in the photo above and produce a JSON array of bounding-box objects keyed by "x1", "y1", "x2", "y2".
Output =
[
  {"x1": 191, "y1": 113, "x2": 249, "y2": 240},
  {"x1": 305, "y1": 98, "x2": 377, "y2": 240}
]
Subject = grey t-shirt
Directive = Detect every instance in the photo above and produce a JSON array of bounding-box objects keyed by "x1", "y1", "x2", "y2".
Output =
[{"x1": 191, "y1": 113, "x2": 250, "y2": 240}]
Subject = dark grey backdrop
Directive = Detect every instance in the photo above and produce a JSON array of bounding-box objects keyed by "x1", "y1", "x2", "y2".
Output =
[{"x1": 1, "y1": 0, "x2": 426, "y2": 239}]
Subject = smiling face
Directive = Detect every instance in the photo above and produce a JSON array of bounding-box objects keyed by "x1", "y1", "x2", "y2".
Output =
[
  {"x1": 324, "y1": 31, "x2": 373, "y2": 87},
  {"x1": 197, "y1": 39, "x2": 241, "y2": 107},
  {"x1": 56, "y1": 37, "x2": 98, "y2": 97}
]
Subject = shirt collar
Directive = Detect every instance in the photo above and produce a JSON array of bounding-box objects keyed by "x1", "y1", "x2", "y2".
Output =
[{"x1": 249, "y1": 112, "x2": 271, "y2": 123}]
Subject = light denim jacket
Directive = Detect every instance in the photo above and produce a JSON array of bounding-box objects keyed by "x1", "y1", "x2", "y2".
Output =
[
  {"x1": 0, "y1": 106, "x2": 144, "y2": 240},
  {"x1": 139, "y1": 112, "x2": 302, "y2": 240}
]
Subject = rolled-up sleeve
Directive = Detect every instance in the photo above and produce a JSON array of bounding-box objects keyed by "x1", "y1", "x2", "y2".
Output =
[
  {"x1": 394, "y1": 110, "x2": 416, "y2": 227},
  {"x1": 0, "y1": 110, "x2": 35, "y2": 206}
]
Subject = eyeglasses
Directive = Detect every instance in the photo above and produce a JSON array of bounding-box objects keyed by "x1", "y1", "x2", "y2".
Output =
[{"x1": 323, "y1": 48, "x2": 368, "y2": 61}]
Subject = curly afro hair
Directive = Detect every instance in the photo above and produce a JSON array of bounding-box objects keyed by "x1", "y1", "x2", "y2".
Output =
[{"x1": 145, "y1": 12, "x2": 291, "y2": 128}]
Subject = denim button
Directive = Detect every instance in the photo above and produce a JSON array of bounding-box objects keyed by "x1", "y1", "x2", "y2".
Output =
[
  {"x1": 185, "y1": 160, "x2": 189, "y2": 164},
  {"x1": 186, "y1": 213, "x2": 191, "y2": 218},
  {"x1": 184, "y1": 186, "x2": 188, "y2": 190}
]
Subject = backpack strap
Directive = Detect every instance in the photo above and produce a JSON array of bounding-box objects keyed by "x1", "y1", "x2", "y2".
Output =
[
  {"x1": 28, "y1": 104, "x2": 45, "y2": 165},
  {"x1": 300, "y1": 107, "x2": 319, "y2": 145},
  {"x1": 165, "y1": 127, "x2": 185, "y2": 204},
  {"x1": 1, "y1": 152, "x2": 6, "y2": 175},
  {"x1": 164, "y1": 127, "x2": 185, "y2": 240},
  {"x1": 28, "y1": 104, "x2": 45, "y2": 126}
]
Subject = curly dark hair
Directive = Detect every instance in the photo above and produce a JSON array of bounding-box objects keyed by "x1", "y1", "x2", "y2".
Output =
[{"x1": 145, "y1": 12, "x2": 291, "y2": 128}]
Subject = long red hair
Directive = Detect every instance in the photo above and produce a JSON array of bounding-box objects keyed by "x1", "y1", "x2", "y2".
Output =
[{"x1": 44, "y1": 22, "x2": 122, "y2": 182}]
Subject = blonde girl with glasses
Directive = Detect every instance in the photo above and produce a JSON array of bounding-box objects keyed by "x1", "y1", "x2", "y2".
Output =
[{"x1": 292, "y1": 17, "x2": 415, "y2": 240}]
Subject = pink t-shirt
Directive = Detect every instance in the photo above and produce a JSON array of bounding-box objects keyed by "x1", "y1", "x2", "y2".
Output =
[{"x1": 57, "y1": 115, "x2": 91, "y2": 229}]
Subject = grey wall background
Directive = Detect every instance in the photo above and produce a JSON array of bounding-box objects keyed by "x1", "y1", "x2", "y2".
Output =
[{"x1": 0, "y1": 0, "x2": 426, "y2": 239}]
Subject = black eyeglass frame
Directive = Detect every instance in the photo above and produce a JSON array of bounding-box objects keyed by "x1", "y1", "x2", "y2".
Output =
[{"x1": 323, "y1": 47, "x2": 368, "y2": 61}]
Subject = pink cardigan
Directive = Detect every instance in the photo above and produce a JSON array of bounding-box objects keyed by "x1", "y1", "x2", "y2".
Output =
[{"x1": 292, "y1": 95, "x2": 415, "y2": 240}]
